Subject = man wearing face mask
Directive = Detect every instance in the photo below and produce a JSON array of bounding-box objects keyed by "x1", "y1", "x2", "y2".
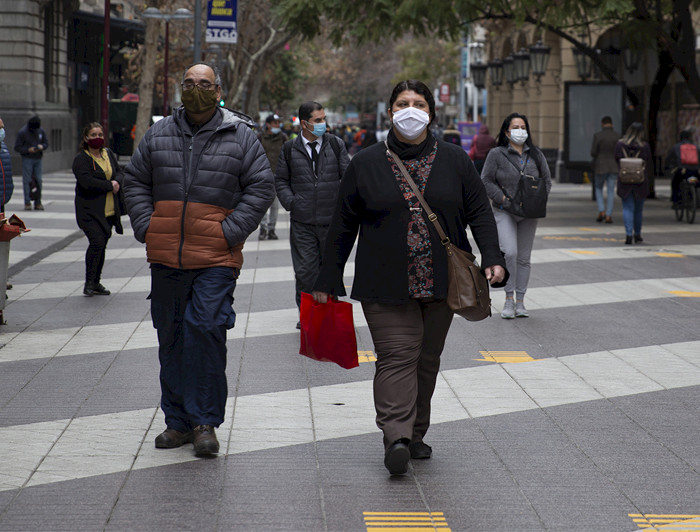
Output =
[
  {"x1": 0, "y1": 117, "x2": 14, "y2": 214},
  {"x1": 257, "y1": 113, "x2": 287, "y2": 240},
  {"x1": 14, "y1": 115, "x2": 48, "y2": 211},
  {"x1": 123, "y1": 63, "x2": 274, "y2": 458},
  {"x1": 275, "y1": 101, "x2": 350, "y2": 327}
]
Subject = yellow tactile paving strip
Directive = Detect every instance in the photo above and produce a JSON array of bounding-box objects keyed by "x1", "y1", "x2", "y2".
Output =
[
  {"x1": 629, "y1": 513, "x2": 700, "y2": 530},
  {"x1": 363, "y1": 512, "x2": 451, "y2": 531},
  {"x1": 475, "y1": 351, "x2": 537, "y2": 363}
]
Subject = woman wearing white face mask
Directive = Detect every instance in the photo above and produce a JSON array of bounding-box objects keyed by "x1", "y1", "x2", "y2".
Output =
[
  {"x1": 481, "y1": 112, "x2": 552, "y2": 319},
  {"x1": 312, "y1": 80, "x2": 507, "y2": 476}
]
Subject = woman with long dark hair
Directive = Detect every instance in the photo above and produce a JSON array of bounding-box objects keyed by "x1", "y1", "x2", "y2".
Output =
[
  {"x1": 480, "y1": 113, "x2": 552, "y2": 319},
  {"x1": 312, "y1": 80, "x2": 507, "y2": 475},
  {"x1": 615, "y1": 122, "x2": 652, "y2": 244},
  {"x1": 72, "y1": 122, "x2": 124, "y2": 296}
]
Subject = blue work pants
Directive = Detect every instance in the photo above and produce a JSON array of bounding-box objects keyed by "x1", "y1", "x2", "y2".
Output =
[{"x1": 150, "y1": 264, "x2": 237, "y2": 431}]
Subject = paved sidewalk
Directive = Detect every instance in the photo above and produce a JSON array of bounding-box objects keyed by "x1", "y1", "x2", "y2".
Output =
[{"x1": 0, "y1": 170, "x2": 698, "y2": 531}]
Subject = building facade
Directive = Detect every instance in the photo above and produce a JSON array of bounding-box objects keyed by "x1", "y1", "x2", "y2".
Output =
[{"x1": 0, "y1": 0, "x2": 142, "y2": 173}]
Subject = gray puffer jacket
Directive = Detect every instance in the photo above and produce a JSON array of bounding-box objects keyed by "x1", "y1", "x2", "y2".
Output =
[
  {"x1": 481, "y1": 145, "x2": 552, "y2": 211},
  {"x1": 123, "y1": 106, "x2": 274, "y2": 270},
  {"x1": 275, "y1": 133, "x2": 350, "y2": 225}
]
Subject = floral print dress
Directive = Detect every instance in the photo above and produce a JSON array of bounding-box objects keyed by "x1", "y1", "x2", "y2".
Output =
[{"x1": 387, "y1": 142, "x2": 438, "y2": 299}]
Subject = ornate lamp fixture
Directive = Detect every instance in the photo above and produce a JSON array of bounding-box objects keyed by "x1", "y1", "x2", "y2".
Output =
[
  {"x1": 503, "y1": 54, "x2": 516, "y2": 85},
  {"x1": 488, "y1": 59, "x2": 504, "y2": 87},
  {"x1": 529, "y1": 40, "x2": 551, "y2": 81},
  {"x1": 513, "y1": 48, "x2": 531, "y2": 84}
]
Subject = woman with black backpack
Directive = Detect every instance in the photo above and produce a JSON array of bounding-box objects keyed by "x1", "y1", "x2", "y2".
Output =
[
  {"x1": 615, "y1": 122, "x2": 652, "y2": 245},
  {"x1": 481, "y1": 112, "x2": 552, "y2": 319}
]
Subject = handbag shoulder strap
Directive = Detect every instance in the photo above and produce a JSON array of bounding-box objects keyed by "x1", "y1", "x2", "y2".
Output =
[{"x1": 385, "y1": 141, "x2": 450, "y2": 246}]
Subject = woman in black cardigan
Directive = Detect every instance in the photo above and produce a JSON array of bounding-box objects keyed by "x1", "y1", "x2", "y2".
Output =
[
  {"x1": 312, "y1": 80, "x2": 507, "y2": 476},
  {"x1": 72, "y1": 122, "x2": 124, "y2": 296}
]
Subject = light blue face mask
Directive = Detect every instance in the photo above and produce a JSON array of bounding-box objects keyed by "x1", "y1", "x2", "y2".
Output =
[
  {"x1": 0, "y1": 128, "x2": 5, "y2": 143},
  {"x1": 270, "y1": 127, "x2": 281, "y2": 135},
  {"x1": 311, "y1": 122, "x2": 326, "y2": 137}
]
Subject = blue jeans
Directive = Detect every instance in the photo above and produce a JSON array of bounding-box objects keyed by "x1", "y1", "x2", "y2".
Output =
[
  {"x1": 22, "y1": 157, "x2": 42, "y2": 205},
  {"x1": 150, "y1": 264, "x2": 237, "y2": 430},
  {"x1": 621, "y1": 194, "x2": 645, "y2": 236},
  {"x1": 594, "y1": 173, "x2": 616, "y2": 216}
]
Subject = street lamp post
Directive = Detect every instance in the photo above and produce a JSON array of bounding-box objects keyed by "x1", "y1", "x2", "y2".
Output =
[{"x1": 141, "y1": 7, "x2": 194, "y2": 116}]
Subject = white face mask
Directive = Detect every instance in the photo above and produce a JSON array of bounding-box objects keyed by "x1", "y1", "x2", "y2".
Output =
[
  {"x1": 509, "y1": 128, "x2": 528, "y2": 145},
  {"x1": 392, "y1": 107, "x2": 430, "y2": 140}
]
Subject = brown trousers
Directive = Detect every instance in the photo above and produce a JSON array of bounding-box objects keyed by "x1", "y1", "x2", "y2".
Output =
[{"x1": 361, "y1": 299, "x2": 454, "y2": 448}]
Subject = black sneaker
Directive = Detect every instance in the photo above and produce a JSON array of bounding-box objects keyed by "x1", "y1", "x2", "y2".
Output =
[
  {"x1": 267, "y1": 230, "x2": 279, "y2": 240},
  {"x1": 259, "y1": 228, "x2": 267, "y2": 240},
  {"x1": 84, "y1": 283, "x2": 111, "y2": 296}
]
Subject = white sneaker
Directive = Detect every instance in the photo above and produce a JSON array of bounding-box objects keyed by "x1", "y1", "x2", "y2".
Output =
[
  {"x1": 501, "y1": 299, "x2": 515, "y2": 319},
  {"x1": 515, "y1": 300, "x2": 529, "y2": 318}
]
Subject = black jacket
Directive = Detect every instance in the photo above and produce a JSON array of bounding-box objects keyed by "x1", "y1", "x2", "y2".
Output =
[
  {"x1": 313, "y1": 138, "x2": 506, "y2": 304},
  {"x1": 14, "y1": 125, "x2": 48, "y2": 159},
  {"x1": 72, "y1": 149, "x2": 125, "y2": 236},
  {"x1": 275, "y1": 133, "x2": 350, "y2": 225}
]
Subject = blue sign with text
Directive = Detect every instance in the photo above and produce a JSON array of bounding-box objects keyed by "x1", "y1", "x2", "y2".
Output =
[{"x1": 206, "y1": 0, "x2": 237, "y2": 44}]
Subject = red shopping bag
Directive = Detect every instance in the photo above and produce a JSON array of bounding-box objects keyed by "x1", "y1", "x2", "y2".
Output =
[{"x1": 299, "y1": 292, "x2": 359, "y2": 369}]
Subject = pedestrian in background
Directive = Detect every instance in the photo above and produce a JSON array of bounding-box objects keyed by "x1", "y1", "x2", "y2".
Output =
[
  {"x1": 257, "y1": 113, "x2": 287, "y2": 240},
  {"x1": 72, "y1": 122, "x2": 124, "y2": 297},
  {"x1": 468, "y1": 124, "x2": 497, "y2": 175},
  {"x1": 664, "y1": 129, "x2": 700, "y2": 206},
  {"x1": 590, "y1": 116, "x2": 620, "y2": 223},
  {"x1": 123, "y1": 62, "x2": 274, "y2": 457},
  {"x1": 14, "y1": 115, "x2": 48, "y2": 211},
  {"x1": 615, "y1": 122, "x2": 652, "y2": 245},
  {"x1": 275, "y1": 101, "x2": 350, "y2": 327},
  {"x1": 312, "y1": 80, "x2": 506, "y2": 476},
  {"x1": 0, "y1": 116, "x2": 14, "y2": 213},
  {"x1": 481, "y1": 112, "x2": 552, "y2": 319}
]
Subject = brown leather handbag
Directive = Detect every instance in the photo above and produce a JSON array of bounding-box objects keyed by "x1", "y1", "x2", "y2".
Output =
[{"x1": 386, "y1": 145, "x2": 492, "y2": 321}]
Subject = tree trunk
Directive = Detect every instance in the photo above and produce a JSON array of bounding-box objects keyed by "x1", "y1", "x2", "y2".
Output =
[
  {"x1": 647, "y1": 49, "x2": 675, "y2": 199},
  {"x1": 134, "y1": 18, "x2": 160, "y2": 148}
]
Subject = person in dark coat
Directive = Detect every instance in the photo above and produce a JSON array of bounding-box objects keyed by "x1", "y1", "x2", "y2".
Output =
[
  {"x1": 312, "y1": 80, "x2": 507, "y2": 476},
  {"x1": 0, "y1": 117, "x2": 14, "y2": 213},
  {"x1": 590, "y1": 116, "x2": 620, "y2": 223},
  {"x1": 664, "y1": 128, "x2": 700, "y2": 205},
  {"x1": 14, "y1": 115, "x2": 48, "y2": 210},
  {"x1": 468, "y1": 124, "x2": 497, "y2": 175},
  {"x1": 72, "y1": 122, "x2": 124, "y2": 296},
  {"x1": 275, "y1": 101, "x2": 350, "y2": 323},
  {"x1": 615, "y1": 122, "x2": 652, "y2": 245}
]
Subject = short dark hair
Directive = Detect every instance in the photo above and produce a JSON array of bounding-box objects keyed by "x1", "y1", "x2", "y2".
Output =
[
  {"x1": 388, "y1": 80, "x2": 435, "y2": 123},
  {"x1": 601, "y1": 116, "x2": 613, "y2": 125},
  {"x1": 496, "y1": 112, "x2": 535, "y2": 149},
  {"x1": 680, "y1": 129, "x2": 693, "y2": 141},
  {"x1": 298, "y1": 101, "x2": 323, "y2": 123},
  {"x1": 79, "y1": 122, "x2": 103, "y2": 151}
]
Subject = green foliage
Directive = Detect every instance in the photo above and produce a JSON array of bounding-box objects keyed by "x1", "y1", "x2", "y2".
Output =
[
  {"x1": 260, "y1": 49, "x2": 304, "y2": 111},
  {"x1": 393, "y1": 38, "x2": 460, "y2": 89}
]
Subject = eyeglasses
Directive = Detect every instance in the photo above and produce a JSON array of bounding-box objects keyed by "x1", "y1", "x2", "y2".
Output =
[{"x1": 181, "y1": 80, "x2": 217, "y2": 91}]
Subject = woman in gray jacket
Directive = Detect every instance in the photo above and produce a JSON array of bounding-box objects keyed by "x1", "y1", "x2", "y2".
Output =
[{"x1": 481, "y1": 113, "x2": 552, "y2": 318}]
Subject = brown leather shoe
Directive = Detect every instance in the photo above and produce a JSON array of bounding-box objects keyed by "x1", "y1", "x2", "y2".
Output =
[
  {"x1": 604, "y1": 216, "x2": 613, "y2": 224},
  {"x1": 193, "y1": 425, "x2": 219, "y2": 456},
  {"x1": 155, "y1": 429, "x2": 194, "y2": 449},
  {"x1": 596, "y1": 211, "x2": 605, "y2": 222}
]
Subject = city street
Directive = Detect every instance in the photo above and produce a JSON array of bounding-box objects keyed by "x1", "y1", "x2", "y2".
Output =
[{"x1": 0, "y1": 167, "x2": 698, "y2": 532}]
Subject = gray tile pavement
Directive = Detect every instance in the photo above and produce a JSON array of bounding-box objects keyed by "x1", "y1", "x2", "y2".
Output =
[{"x1": 0, "y1": 169, "x2": 698, "y2": 531}]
